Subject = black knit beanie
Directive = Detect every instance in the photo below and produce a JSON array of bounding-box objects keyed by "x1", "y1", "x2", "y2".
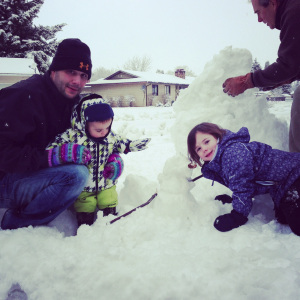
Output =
[
  {"x1": 49, "y1": 38, "x2": 92, "y2": 79},
  {"x1": 84, "y1": 103, "x2": 114, "y2": 122}
]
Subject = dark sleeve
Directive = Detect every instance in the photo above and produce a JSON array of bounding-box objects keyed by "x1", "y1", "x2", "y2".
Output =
[
  {"x1": 221, "y1": 144, "x2": 256, "y2": 217},
  {"x1": 0, "y1": 88, "x2": 49, "y2": 173},
  {"x1": 252, "y1": 5, "x2": 300, "y2": 87}
]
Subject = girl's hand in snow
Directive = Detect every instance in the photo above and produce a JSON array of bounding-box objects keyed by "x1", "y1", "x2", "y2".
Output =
[
  {"x1": 214, "y1": 210, "x2": 248, "y2": 232},
  {"x1": 214, "y1": 194, "x2": 233, "y2": 204}
]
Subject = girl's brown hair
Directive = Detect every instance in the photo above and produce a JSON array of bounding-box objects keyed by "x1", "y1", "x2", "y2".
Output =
[{"x1": 187, "y1": 122, "x2": 226, "y2": 167}]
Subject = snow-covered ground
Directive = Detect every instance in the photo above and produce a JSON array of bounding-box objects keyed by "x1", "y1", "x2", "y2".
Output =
[{"x1": 1, "y1": 47, "x2": 300, "y2": 300}]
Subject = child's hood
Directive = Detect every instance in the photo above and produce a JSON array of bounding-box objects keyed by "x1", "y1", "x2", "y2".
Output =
[
  {"x1": 217, "y1": 127, "x2": 250, "y2": 156},
  {"x1": 205, "y1": 127, "x2": 251, "y2": 172},
  {"x1": 71, "y1": 93, "x2": 106, "y2": 131}
]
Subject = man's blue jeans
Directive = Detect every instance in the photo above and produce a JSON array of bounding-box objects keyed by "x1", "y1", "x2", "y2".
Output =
[{"x1": 0, "y1": 165, "x2": 89, "y2": 230}]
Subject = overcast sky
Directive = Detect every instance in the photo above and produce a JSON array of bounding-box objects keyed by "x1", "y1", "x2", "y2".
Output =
[{"x1": 35, "y1": 0, "x2": 280, "y2": 75}]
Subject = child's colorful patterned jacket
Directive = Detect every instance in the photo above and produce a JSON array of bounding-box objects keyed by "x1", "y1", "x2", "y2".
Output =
[{"x1": 47, "y1": 95, "x2": 150, "y2": 193}]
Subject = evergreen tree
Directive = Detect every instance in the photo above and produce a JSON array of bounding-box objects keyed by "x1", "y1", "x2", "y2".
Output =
[
  {"x1": 251, "y1": 58, "x2": 263, "y2": 91},
  {"x1": 251, "y1": 58, "x2": 261, "y2": 72},
  {"x1": 264, "y1": 61, "x2": 270, "y2": 69},
  {"x1": 0, "y1": 0, "x2": 66, "y2": 74},
  {"x1": 281, "y1": 84, "x2": 292, "y2": 95}
]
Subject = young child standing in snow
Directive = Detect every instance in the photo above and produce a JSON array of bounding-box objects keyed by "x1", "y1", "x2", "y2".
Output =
[
  {"x1": 187, "y1": 122, "x2": 300, "y2": 236},
  {"x1": 47, "y1": 95, "x2": 150, "y2": 226}
]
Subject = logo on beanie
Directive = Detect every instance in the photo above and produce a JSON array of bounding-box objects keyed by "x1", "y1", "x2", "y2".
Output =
[{"x1": 79, "y1": 62, "x2": 89, "y2": 71}]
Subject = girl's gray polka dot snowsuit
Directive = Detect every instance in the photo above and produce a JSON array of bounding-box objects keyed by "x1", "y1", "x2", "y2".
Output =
[{"x1": 202, "y1": 127, "x2": 300, "y2": 217}]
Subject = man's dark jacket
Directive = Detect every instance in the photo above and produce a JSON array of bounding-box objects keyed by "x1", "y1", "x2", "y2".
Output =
[
  {"x1": 252, "y1": 0, "x2": 300, "y2": 87},
  {"x1": 0, "y1": 73, "x2": 79, "y2": 179}
]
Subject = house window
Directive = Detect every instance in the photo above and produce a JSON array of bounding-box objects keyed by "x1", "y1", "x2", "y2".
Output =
[
  {"x1": 165, "y1": 85, "x2": 171, "y2": 95},
  {"x1": 152, "y1": 85, "x2": 158, "y2": 96}
]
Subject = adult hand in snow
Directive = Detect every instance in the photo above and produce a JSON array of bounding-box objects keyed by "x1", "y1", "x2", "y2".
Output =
[
  {"x1": 48, "y1": 143, "x2": 91, "y2": 167},
  {"x1": 127, "y1": 138, "x2": 151, "y2": 152},
  {"x1": 214, "y1": 194, "x2": 233, "y2": 204},
  {"x1": 222, "y1": 73, "x2": 254, "y2": 97},
  {"x1": 214, "y1": 210, "x2": 248, "y2": 232}
]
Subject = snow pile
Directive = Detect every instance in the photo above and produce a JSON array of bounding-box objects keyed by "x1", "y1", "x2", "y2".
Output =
[
  {"x1": 157, "y1": 46, "x2": 288, "y2": 220},
  {"x1": 1, "y1": 47, "x2": 300, "y2": 300},
  {"x1": 172, "y1": 46, "x2": 288, "y2": 154}
]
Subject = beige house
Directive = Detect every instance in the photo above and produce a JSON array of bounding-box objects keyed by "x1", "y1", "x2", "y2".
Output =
[
  {"x1": 84, "y1": 69, "x2": 195, "y2": 107},
  {"x1": 0, "y1": 57, "x2": 37, "y2": 89}
]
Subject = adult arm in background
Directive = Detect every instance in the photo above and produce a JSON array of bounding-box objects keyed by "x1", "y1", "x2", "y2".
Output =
[{"x1": 223, "y1": 2, "x2": 300, "y2": 96}]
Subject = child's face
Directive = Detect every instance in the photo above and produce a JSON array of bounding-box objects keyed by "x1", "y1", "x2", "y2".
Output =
[
  {"x1": 87, "y1": 119, "x2": 112, "y2": 138},
  {"x1": 195, "y1": 131, "x2": 218, "y2": 162}
]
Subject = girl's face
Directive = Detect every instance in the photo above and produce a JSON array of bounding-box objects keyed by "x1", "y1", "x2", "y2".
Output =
[
  {"x1": 195, "y1": 131, "x2": 218, "y2": 162},
  {"x1": 87, "y1": 119, "x2": 112, "y2": 138}
]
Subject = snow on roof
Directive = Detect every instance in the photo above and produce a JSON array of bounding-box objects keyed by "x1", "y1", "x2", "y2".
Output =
[
  {"x1": 89, "y1": 69, "x2": 195, "y2": 85},
  {"x1": 0, "y1": 57, "x2": 37, "y2": 75}
]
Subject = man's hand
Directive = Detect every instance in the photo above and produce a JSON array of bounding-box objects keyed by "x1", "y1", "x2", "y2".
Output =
[{"x1": 222, "y1": 73, "x2": 254, "y2": 97}]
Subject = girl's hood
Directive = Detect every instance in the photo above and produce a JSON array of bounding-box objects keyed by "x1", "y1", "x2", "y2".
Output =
[{"x1": 209, "y1": 127, "x2": 250, "y2": 168}]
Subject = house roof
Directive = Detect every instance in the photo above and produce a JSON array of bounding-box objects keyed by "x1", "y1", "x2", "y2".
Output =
[
  {"x1": 89, "y1": 70, "x2": 195, "y2": 86},
  {"x1": 0, "y1": 57, "x2": 37, "y2": 75}
]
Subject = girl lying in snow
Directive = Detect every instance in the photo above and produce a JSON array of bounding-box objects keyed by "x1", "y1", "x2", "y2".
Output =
[{"x1": 187, "y1": 122, "x2": 300, "y2": 235}]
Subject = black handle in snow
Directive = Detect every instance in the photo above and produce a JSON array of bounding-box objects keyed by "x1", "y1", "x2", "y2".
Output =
[
  {"x1": 188, "y1": 175, "x2": 203, "y2": 182},
  {"x1": 109, "y1": 192, "x2": 158, "y2": 224}
]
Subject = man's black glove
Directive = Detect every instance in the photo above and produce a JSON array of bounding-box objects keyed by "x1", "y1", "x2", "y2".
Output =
[
  {"x1": 214, "y1": 194, "x2": 232, "y2": 204},
  {"x1": 214, "y1": 210, "x2": 248, "y2": 232}
]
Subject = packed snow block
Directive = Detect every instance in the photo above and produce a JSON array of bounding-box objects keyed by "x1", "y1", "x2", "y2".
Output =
[
  {"x1": 172, "y1": 46, "x2": 288, "y2": 156},
  {"x1": 156, "y1": 155, "x2": 199, "y2": 218},
  {"x1": 48, "y1": 210, "x2": 78, "y2": 237},
  {"x1": 158, "y1": 155, "x2": 192, "y2": 195},
  {"x1": 155, "y1": 46, "x2": 290, "y2": 222},
  {"x1": 118, "y1": 174, "x2": 157, "y2": 211}
]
